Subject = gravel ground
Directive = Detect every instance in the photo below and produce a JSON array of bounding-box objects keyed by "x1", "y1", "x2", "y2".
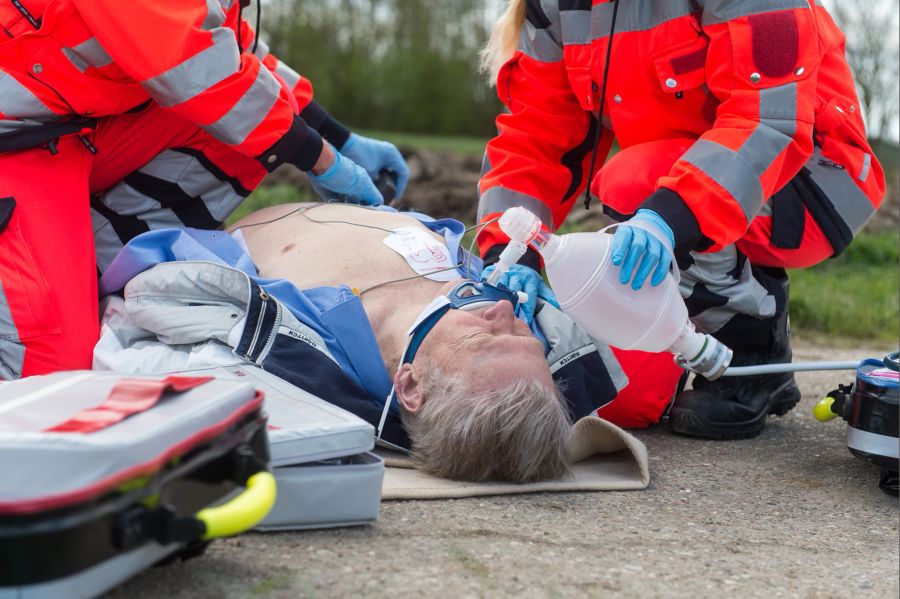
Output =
[{"x1": 112, "y1": 343, "x2": 899, "y2": 598}]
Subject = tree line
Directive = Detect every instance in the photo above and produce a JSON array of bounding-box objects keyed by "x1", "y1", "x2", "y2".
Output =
[
  {"x1": 262, "y1": 0, "x2": 501, "y2": 137},
  {"x1": 261, "y1": 0, "x2": 898, "y2": 143}
]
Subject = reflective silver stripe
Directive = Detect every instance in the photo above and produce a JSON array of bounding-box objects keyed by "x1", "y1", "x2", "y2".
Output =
[
  {"x1": 681, "y1": 140, "x2": 763, "y2": 223},
  {"x1": 477, "y1": 186, "x2": 555, "y2": 229},
  {"x1": 158, "y1": 150, "x2": 245, "y2": 221},
  {"x1": 218, "y1": 0, "x2": 236, "y2": 9},
  {"x1": 203, "y1": 66, "x2": 280, "y2": 145},
  {"x1": 701, "y1": 0, "x2": 812, "y2": 25},
  {"x1": 96, "y1": 147, "x2": 245, "y2": 225},
  {"x1": 519, "y1": 20, "x2": 563, "y2": 62},
  {"x1": 596, "y1": 1, "x2": 694, "y2": 35},
  {"x1": 679, "y1": 84, "x2": 798, "y2": 225},
  {"x1": 560, "y1": 10, "x2": 591, "y2": 45},
  {"x1": 859, "y1": 152, "x2": 872, "y2": 182},
  {"x1": 0, "y1": 281, "x2": 25, "y2": 380},
  {"x1": 847, "y1": 427, "x2": 899, "y2": 460},
  {"x1": 736, "y1": 124, "x2": 792, "y2": 185},
  {"x1": 562, "y1": 1, "x2": 695, "y2": 45},
  {"x1": 61, "y1": 47, "x2": 89, "y2": 73},
  {"x1": 203, "y1": 0, "x2": 226, "y2": 30},
  {"x1": 91, "y1": 208, "x2": 126, "y2": 275},
  {"x1": 67, "y1": 37, "x2": 113, "y2": 69},
  {"x1": 274, "y1": 60, "x2": 301, "y2": 90},
  {"x1": 595, "y1": 341, "x2": 628, "y2": 393},
  {"x1": 805, "y1": 147, "x2": 875, "y2": 235},
  {"x1": 560, "y1": 1, "x2": 808, "y2": 45},
  {"x1": 480, "y1": 152, "x2": 491, "y2": 177},
  {"x1": 0, "y1": 71, "x2": 54, "y2": 118},
  {"x1": 734, "y1": 83, "x2": 797, "y2": 184},
  {"x1": 534, "y1": 0, "x2": 563, "y2": 41},
  {"x1": 758, "y1": 83, "x2": 798, "y2": 129},
  {"x1": 679, "y1": 244, "x2": 777, "y2": 334},
  {"x1": 252, "y1": 38, "x2": 270, "y2": 60},
  {"x1": 142, "y1": 27, "x2": 240, "y2": 107}
]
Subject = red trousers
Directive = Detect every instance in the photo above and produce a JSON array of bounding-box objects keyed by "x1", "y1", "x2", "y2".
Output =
[
  {"x1": 0, "y1": 105, "x2": 267, "y2": 378},
  {"x1": 594, "y1": 139, "x2": 836, "y2": 429}
]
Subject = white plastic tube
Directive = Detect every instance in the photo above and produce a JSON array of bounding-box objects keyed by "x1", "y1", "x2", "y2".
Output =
[{"x1": 721, "y1": 360, "x2": 860, "y2": 376}]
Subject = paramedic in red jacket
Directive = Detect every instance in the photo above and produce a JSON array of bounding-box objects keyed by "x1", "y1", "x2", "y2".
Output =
[
  {"x1": 0, "y1": 0, "x2": 408, "y2": 379},
  {"x1": 477, "y1": 0, "x2": 885, "y2": 439}
]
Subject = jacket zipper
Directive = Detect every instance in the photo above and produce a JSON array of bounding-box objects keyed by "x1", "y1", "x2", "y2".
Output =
[
  {"x1": 245, "y1": 288, "x2": 270, "y2": 360},
  {"x1": 257, "y1": 301, "x2": 281, "y2": 361}
]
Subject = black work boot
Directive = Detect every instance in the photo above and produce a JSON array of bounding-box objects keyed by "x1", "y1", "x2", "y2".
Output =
[{"x1": 668, "y1": 314, "x2": 801, "y2": 439}]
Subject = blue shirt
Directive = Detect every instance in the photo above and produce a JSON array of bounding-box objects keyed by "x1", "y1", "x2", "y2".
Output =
[{"x1": 99, "y1": 207, "x2": 480, "y2": 411}]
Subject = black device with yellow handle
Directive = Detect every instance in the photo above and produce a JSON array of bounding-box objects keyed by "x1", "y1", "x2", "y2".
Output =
[
  {"x1": 0, "y1": 372, "x2": 276, "y2": 596},
  {"x1": 815, "y1": 352, "x2": 899, "y2": 495}
]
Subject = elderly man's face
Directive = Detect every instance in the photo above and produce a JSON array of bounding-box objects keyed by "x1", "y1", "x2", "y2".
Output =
[{"x1": 416, "y1": 295, "x2": 554, "y2": 391}]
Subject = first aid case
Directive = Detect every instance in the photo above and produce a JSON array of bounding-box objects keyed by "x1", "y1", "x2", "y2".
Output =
[{"x1": 0, "y1": 371, "x2": 274, "y2": 598}]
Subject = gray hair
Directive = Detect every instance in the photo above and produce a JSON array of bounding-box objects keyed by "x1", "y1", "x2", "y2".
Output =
[{"x1": 400, "y1": 367, "x2": 572, "y2": 483}]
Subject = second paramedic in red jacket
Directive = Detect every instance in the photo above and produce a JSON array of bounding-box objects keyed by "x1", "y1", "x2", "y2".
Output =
[
  {"x1": 477, "y1": 0, "x2": 885, "y2": 439},
  {"x1": 0, "y1": 1, "x2": 408, "y2": 379}
]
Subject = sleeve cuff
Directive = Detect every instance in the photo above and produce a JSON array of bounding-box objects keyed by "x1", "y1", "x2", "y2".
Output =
[
  {"x1": 482, "y1": 244, "x2": 542, "y2": 272},
  {"x1": 639, "y1": 187, "x2": 711, "y2": 256},
  {"x1": 300, "y1": 101, "x2": 352, "y2": 150},
  {"x1": 257, "y1": 115, "x2": 324, "y2": 173}
]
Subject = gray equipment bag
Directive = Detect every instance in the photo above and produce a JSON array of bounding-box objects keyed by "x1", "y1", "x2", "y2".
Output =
[
  {"x1": 184, "y1": 364, "x2": 384, "y2": 530},
  {"x1": 0, "y1": 371, "x2": 274, "y2": 599}
]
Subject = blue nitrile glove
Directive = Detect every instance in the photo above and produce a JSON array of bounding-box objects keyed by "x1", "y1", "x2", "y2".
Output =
[
  {"x1": 340, "y1": 133, "x2": 409, "y2": 199},
  {"x1": 481, "y1": 264, "x2": 559, "y2": 326},
  {"x1": 308, "y1": 144, "x2": 384, "y2": 206},
  {"x1": 610, "y1": 209, "x2": 675, "y2": 290}
]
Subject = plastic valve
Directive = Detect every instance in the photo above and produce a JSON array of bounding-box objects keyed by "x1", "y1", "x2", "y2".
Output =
[{"x1": 813, "y1": 396, "x2": 838, "y2": 422}]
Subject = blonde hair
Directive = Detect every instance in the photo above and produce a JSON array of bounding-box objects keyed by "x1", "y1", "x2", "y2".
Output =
[
  {"x1": 480, "y1": 0, "x2": 527, "y2": 83},
  {"x1": 401, "y1": 366, "x2": 572, "y2": 483}
]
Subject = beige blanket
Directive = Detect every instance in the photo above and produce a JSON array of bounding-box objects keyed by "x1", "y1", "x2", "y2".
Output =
[{"x1": 380, "y1": 415, "x2": 649, "y2": 499}]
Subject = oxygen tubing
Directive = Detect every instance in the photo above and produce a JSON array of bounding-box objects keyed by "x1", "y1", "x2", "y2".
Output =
[{"x1": 721, "y1": 361, "x2": 861, "y2": 376}]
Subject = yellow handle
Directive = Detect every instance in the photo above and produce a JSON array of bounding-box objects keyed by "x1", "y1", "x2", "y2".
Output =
[
  {"x1": 813, "y1": 396, "x2": 838, "y2": 422},
  {"x1": 196, "y1": 471, "x2": 277, "y2": 540}
]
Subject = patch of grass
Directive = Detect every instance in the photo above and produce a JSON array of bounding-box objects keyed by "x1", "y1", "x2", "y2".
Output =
[
  {"x1": 449, "y1": 546, "x2": 490, "y2": 579},
  {"x1": 357, "y1": 128, "x2": 489, "y2": 157},
  {"x1": 248, "y1": 575, "x2": 292, "y2": 596},
  {"x1": 788, "y1": 232, "x2": 898, "y2": 343}
]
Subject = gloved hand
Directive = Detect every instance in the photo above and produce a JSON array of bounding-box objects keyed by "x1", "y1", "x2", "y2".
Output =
[
  {"x1": 308, "y1": 144, "x2": 384, "y2": 206},
  {"x1": 481, "y1": 264, "x2": 559, "y2": 326},
  {"x1": 610, "y1": 209, "x2": 675, "y2": 290},
  {"x1": 340, "y1": 133, "x2": 410, "y2": 198}
]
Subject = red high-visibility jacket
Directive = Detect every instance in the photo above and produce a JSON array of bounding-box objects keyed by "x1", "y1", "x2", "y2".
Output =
[
  {"x1": 0, "y1": 0, "x2": 332, "y2": 167},
  {"x1": 477, "y1": 0, "x2": 885, "y2": 257}
]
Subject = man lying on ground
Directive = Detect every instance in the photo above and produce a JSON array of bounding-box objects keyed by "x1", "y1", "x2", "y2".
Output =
[{"x1": 95, "y1": 203, "x2": 682, "y2": 482}]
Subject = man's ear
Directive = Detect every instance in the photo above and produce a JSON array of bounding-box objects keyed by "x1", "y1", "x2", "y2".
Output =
[{"x1": 394, "y1": 363, "x2": 425, "y2": 414}]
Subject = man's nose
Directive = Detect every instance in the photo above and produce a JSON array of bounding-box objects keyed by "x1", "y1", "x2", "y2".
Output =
[{"x1": 483, "y1": 300, "x2": 516, "y2": 328}]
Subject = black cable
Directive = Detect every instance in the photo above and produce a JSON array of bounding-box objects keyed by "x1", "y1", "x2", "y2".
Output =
[
  {"x1": 231, "y1": 203, "x2": 501, "y2": 291},
  {"x1": 251, "y1": 0, "x2": 262, "y2": 55},
  {"x1": 583, "y1": 0, "x2": 620, "y2": 211}
]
